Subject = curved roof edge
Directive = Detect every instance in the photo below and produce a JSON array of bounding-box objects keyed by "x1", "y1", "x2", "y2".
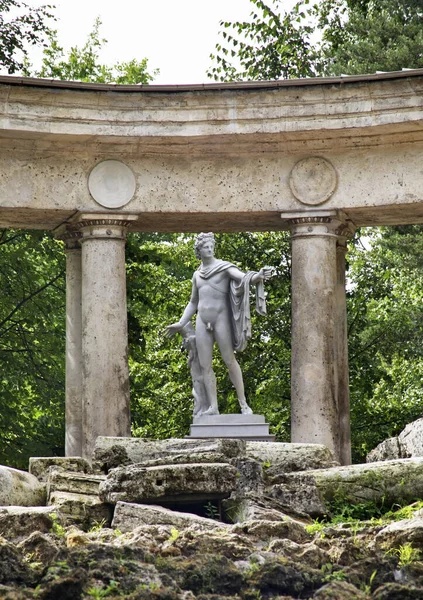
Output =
[{"x1": 1, "y1": 69, "x2": 423, "y2": 93}]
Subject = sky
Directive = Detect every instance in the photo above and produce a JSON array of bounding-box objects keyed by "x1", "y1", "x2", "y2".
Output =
[{"x1": 21, "y1": 0, "x2": 266, "y2": 84}]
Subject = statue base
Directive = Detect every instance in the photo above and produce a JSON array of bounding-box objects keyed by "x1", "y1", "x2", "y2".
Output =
[{"x1": 188, "y1": 414, "x2": 275, "y2": 441}]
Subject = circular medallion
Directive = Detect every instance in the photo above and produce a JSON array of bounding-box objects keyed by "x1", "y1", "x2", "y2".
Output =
[
  {"x1": 289, "y1": 157, "x2": 337, "y2": 206},
  {"x1": 88, "y1": 160, "x2": 136, "y2": 209}
]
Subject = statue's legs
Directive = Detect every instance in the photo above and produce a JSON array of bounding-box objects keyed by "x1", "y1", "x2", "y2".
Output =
[
  {"x1": 214, "y1": 317, "x2": 253, "y2": 415},
  {"x1": 195, "y1": 316, "x2": 219, "y2": 415}
]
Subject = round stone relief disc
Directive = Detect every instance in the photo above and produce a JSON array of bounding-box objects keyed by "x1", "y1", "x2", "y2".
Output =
[
  {"x1": 289, "y1": 157, "x2": 337, "y2": 206},
  {"x1": 88, "y1": 160, "x2": 136, "y2": 209}
]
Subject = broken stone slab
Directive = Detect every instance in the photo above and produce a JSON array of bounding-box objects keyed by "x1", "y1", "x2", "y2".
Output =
[
  {"x1": 0, "y1": 466, "x2": 46, "y2": 507},
  {"x1": 48, "y1": 492, "x2": 112, "y2": 529},
  {"x1": 367, "y1": 418, "x2": 423, "y2": 463},
  {"x1": 246, "y1": 441, "x2": 338, "y2": 473},
  {"x1": 270, "y1": 458, "x2": 423, "y2": 518},
  {"x1": 231, "y1": 519, "x2": 310, "y2": 544},
  {"x1": 0, "y1": 506, "x2": 58, "y2": 541},
  {"x1": 29, "y1": 457, "x2": 92, "y2": 481},
  {"x1": 366, "y1": 437, "x2": 403, "y2": 463},
  {"x1": 398, "y1": 418, "x2": 423, "y2": 457},
  {"x1": 47, "y1": 471, "x2": 105, "y2": 497},
  {"x1": 112, "y1": 501, "x2": 228, "y2": 532},
  {"x1": 93, "y1": 437, "x2": 246, "y2": 471},
  {"x1": 99, "y1": 462, "x2": 238, "y2": 504}
]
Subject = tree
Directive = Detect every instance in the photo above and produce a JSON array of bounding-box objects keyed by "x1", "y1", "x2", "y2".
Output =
[
  {"x1": 24, "y1": 18, "x2": 159, "y2": 83},
  {"x1": 208, "y1": 0, "x2": 423, "y2": 81},
  {"x1": 208, "y1": 0, "x2": 319, "y2": 81},
  {"x1": 319, "y1": 0, "x2": 423, "y2": 75},
  {"x1": 0, "y1": 24, "x2": 159, "y2": 468},
  {"x1": 0, "y1": 0, "x2": 55, "y2": 74}
]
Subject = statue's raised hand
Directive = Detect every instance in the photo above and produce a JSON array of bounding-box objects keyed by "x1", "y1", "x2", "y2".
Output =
[
  {"x1": 257, "y1": 266, "x2": 274, "y2": 281},
  {"x1": 164, "y1": 322, "x2": 183, "y2": 338}
]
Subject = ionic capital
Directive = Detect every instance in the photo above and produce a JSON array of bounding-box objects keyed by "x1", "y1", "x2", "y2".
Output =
[
  {"x1": 71, "y1": 213, "x2": 138, "y2": 242},
  {"x1": 281, "y1": 210, "x2": 355, "y2": 241}
]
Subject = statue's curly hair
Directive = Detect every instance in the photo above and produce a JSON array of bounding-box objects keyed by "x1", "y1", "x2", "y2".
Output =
[{"x1": 194, "y1": 232, "x2": 215, "y2": 260}]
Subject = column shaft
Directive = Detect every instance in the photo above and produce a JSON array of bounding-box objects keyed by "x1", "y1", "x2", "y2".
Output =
[
  {"x1": 64, "y1": 236, "x2": 83, "y2": 457},
  {"x1": 78, "y1": 220, "x2": 131, "y2": 459},
  {"x1": 336, "y1": 238, "x2": 352, "y2": 465},
  {"x1": 290, "y1": 218, "x2": 340, "y2": 458}
]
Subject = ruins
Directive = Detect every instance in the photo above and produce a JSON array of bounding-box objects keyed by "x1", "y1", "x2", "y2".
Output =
[{"x1": 2, "y1": 70, "x2": 423, "y2": 464}]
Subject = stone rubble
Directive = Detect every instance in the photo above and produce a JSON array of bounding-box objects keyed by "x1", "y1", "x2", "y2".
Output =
[{"x1": 0, "y1": 437, "x2": 422, "y2": 597}]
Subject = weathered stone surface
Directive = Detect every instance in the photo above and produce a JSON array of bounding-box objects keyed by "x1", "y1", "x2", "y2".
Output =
[
  {"x1": 48, "y1": 491, "x2": 111, "y2": 528},
  {"x1": 231, "y1": 519, "x2": 310, "y2": 544},
  {"x1": 0, "y1": 506, "x2": 57, "y2": 541},
  {"x1": 47, "y1": 471, "x2": 105, "y2": 496},
  {"x1": 112, "y1": 501, "x2": 227, "y2": 533},
  {"x1": 367, "y1": 437, "x2": 403, "y2": 463},
  {"x1": 272, "y1": 458, "x2": 423, "y2": 518},
  {"x1": 173, "y1": 527, "x2": 256, "y2": 560},
  {"x1": 267, "y1": 538, "x2": 329, "y2": 569},
  {"x1": 223, "y1": 496, "x2": 302, "y2": 523},
  {"x1": 374, "y1": 517, "x2": 423, "y2": 549},
  {"x1": 399, "y1": 419, "x2": 423, "y2": 457},
  {"x1": 246, "y1": 441, "x2": 338, "y2": 472},
  {"x1": 99, "y1": 462, "x2": 238, "y2": 504},
  {"x1": 29, "y1": 457, "x2": 92, "y2": 481},
  {"x1": 313, "y1": 580, "x2": 367, "y2": 599},
  {"x1": 17, "y1": 531, "x2": 59, "y2": 564},
  {"x1": 0, "y1": 467, "x2": 46, "y2": 507},
  {"x1": 367, "y1": 418, "x2": 423, "y2": 463},
  {"x1": 94, "y1": 437, "x2": 245, "y2": 469},
  {"x1": 371, "y1": 583, "x2": 423, "y2": 599}
]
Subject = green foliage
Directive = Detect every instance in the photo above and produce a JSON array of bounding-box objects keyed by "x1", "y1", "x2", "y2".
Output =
[
  {"x1": 347, "y1": 227, "x2": 423, "y2": 461},
  {"x1": 319, "y1": 0, "x2": 423, "y2": 75},
  {"x1": 321, "y1": 562, "x2": 346, "y2": 582},
  {"x1": 208, "y1": 0, "x2": 423, "y2": 81},
  {"x1": 0, "y1": 230, "x2": 65, "y2": 468},
  {"x1": 23, "y1": 18, "x2": 158, "y2": 83},
  {"x1": 86, "y1": 580, "x2": 120, "y2": 598},
  {"x1": 0, "y1": 0, "x2": 55, "y2": 74},
  {"x1": 208, "y1": 0, "x2": 319, "y2": 81},
  {"x1": 204, "y1": 501, "x2": 220, "y2": 520},
  {"x1": 386, "y1": 542, "x2": 421, "y2": 567}
]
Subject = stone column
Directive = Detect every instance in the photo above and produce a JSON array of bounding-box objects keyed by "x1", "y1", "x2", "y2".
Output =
[
  {"x1": 56, "y1": 228, "x2": 83, "y2": 457},
  {"x1": 75, "y1": 215, "x2": 135, "y2": 460},
  {"x1": 64, "y1": 232, "x2": 83, "y2": 457},
  {"x1": 335, "y1": 224, "x2": 355, "y2": 465},
  {"x1": 285, "y1": 211, "x2": 348, "y2": 461}
]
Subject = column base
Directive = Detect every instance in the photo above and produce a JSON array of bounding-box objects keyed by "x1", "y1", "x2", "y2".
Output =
[{"x1": 188, "y1": 414, "x2": 275, "y2": 441}]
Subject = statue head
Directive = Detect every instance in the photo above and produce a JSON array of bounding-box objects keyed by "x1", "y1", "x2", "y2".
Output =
[{"x1": 194, "y1": 232, "x2": 215, "y2": 260}]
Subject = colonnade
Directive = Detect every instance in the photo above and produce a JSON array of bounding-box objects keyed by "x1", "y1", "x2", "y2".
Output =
[{"x1": 60, "y1": 209, "x2": 354, "y2": 464}]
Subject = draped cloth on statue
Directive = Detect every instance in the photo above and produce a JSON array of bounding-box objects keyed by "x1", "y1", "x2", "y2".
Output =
[{"x1": 197, "y1": 260, "x2": 267, "y2": 352}]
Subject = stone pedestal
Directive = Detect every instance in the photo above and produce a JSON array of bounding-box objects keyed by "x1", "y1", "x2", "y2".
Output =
[
  {"x1": 189, "y1": 414, "x2": 275, "y2": 441},
  {"x1": 75, "y1": 215, "x2": 136, "y2": 460},
  {"x1": 284, "y1": 210, "x2": 352, "y2": 463}
]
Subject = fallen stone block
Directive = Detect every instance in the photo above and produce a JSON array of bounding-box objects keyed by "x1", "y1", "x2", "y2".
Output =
[
  {"x1": 0, "y1": 466, "x2": 46, "y2": 507},
  {"x1": 246, "y1": 441, "x2": 338, "y2": 473},
  {"x1": 366, "y1": 437, "x2": 403, "y2": 463},
  {"x1": 112, "y1": 501, "x2": 226, "y2": 532},
  {"x1": 367, "y1": 418, "x2": 423, "y2": 463},
  {"x1": 271, "y1": 458, "x2": 423, "y2": 518},
  {"x1": 48, "y1": 491, "x2": 112, "y2": 528},
  {"x1": 47, "y1": 471, "x2": 105, "y2": 497},
  {"x1": 0, "y1": 506, "x2": 58, "y2": 541},
  {"x1": 29, "y1": 457, "x2": 92, "y2": 481},
  {"x1": 99, "y1": 462, "x2": 238, "y2": 504},
  {"x1": 93, "y1": 437, "x2": 245, "y2": 471}
]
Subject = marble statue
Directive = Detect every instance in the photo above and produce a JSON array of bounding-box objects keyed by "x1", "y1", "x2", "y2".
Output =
[{"x1": 165, "y1": 232, "x2": 273, "y2": 416}]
